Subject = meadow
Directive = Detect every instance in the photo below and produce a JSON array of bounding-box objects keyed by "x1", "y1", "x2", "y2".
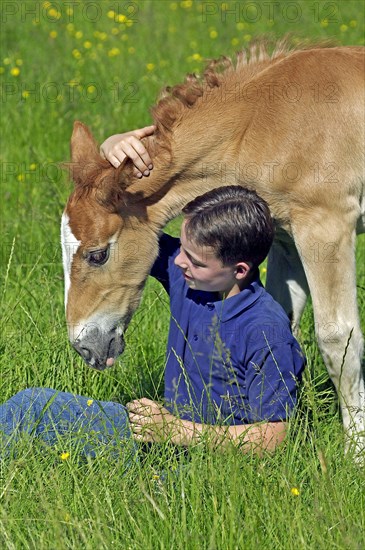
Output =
[{"x1": 1, "y1": 0, "x2": 364, "y2": 548}]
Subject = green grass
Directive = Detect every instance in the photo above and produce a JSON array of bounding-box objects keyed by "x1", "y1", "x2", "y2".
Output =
[{"x1": 1, "y1": 1, "x2": 365, "y2": 548}]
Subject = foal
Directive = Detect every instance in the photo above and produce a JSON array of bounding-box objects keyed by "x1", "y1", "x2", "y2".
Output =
[{"x1": 62, "y1": 41, "x2": 365, "y2": 457}]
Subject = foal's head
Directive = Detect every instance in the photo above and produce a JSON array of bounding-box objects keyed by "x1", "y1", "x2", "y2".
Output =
[{"x1": 62, "y1": 122, "x2": 158, "y2": 370}]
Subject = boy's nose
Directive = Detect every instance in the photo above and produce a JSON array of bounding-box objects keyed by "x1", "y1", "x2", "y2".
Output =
[{"x1": 174, "y1": 251, "x2": 185, "y2": 268}]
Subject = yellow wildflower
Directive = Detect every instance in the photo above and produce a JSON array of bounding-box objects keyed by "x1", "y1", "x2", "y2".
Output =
[
  {"x1": 170, "y1": 2, "x2": 178, "y2": 10},
  {"x1": 291, "y1": 487, "x2": 300, "y2": 496},
  {"x1": 340, "y1": 24, "x2": 348, "y2": 32},
  {"x1": 128, "y1": 47, "x2": 136, "y2": 54},
  {"x1": 43, "y1": 1, "x2": 51, "y2": 8},
  {"x1": 67, "y1": 23, "x2": 74, "y2": 33},
  {"x1": 3, "y1": 58, "x2": 11, "y2": 65},
  {"x1": 72, "y1": 49, "x2": 81, "y2": 60},
  {"x1": 349, "y1": 20, "x2": 357, "y2": 28},
  {"x1": 83, "y1": 41, "x2": 92, "y2": 49},
  {"x1": 108, "y1": 48, "x2": 120, "y2": 57},
  {"x1": 16, "y1": 59, "x2": 23, "y2": 66},
  {"x1": 243, "y1": 34, "x2": 252, "y2": 42},
  {"x1": 121, "y1": 34, "x2": 128, "y2": 41},
  {"x1": 117, "y1": 14, "x2": 127, "y2": 23},
  {"x1": 30, "y1": 163, "x2": 37, "y2": 170},
  {"x1": 146, "y1": 63, "x2": 155, "y2": 71},
  {"x1": 107, "y1": 10, "x2": 115, "y2": 19},
  {"x1": 17, "y1": 174, "x2": 25, "y2": 182},
  {"x1": 61, "y1": 452, "x2": 70, "y2": 461},
  {"x1": 48, "y1": 8, "x2": 61, "y2": 19},
  {"x1": 152, "y1": 474, "x2": 160, "y2": 480},
  {"x1": 10, "y1": 67, "x2": 20, "y2": 76},
  {"x1": 49, "y1": 31, "x2": 57, "y2": 38},
  {"x1": 209, "y1": 30, "x2": 218, "y2": 39},
  {"x1": 111, "y1": 28, "x2": 119, "y2": 35},
  {"x1": 231, "y1": 38, "x2": 239, "y2": 46},
  {"x1": 75, "y1": 31, "x2": 83, "y2": 39},
  {"x1": 320, "y1": 19, "x2": 328, "y2": 28},
  {"x1": 66, "y1": 8, "x2": 73, "y2": 17},
  {"x1": 22, "y1": 91, "x2": 30, "y2": 99},
  {"x1": 181, "y1": 0, "x2": 193, "y2": 8},
  {"x1": 0, "y1": 67, "x2": 5, "y2": 74},
  {"x1": 87, "y1": 399, "x2": 94, "y2": 406},
  {"x1": 236, "y1": 22, "x2": 245, "y2": 31}
]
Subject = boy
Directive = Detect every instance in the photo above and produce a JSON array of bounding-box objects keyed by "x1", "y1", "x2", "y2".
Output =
[
  {"x1": 0, "y1": 132, "x2": 305, "y2": 456},
  {"x1": 127, "y1": 186, "x2": 305, "y2": 452}
]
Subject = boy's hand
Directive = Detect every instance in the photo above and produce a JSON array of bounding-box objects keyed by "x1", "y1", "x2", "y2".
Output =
[
  {"x1": 100, "y1": 125, "x2": 156, "y2": 177},
  {"x1": 126, "y1": 397, "x2": 174, "y2": 443}
]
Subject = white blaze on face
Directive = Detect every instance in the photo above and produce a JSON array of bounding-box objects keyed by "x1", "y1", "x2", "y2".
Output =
[{"x1": 61, "y1": 212, "x2": 81, "y2": 309}]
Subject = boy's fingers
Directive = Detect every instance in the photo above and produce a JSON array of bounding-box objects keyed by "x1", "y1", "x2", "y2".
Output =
[
  {"x1": 137, "y1": 397, "x2": 158, "y2": 406},
  {"x1": 116, "y1": 138, "x2": 152, "y2": 173},
  {"x1": 128, "y1": 412, "x2": 150, "y2": 424},
  {"x1": 108, "y1": 154, "x2": 123, "y2": 168},
  {"x1": 127, "y1": 136, "x2": 153, "y2": 170},
  {"x1": 133, "y1": 168, "x2": 143, "y2": 178},
  {"x1": 130, "y1": 421, "x2": 144, "y2": 432},
  {"x1": 127, "y1": 401, "x2": 151, "y2": 415},
  {"x1": 134, "y1": 125, "x2": 156, "y2": 138}
]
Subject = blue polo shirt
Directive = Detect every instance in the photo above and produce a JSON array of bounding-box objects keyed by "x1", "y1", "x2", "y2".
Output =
[{"x1": 150, "y1": 233, "x2": 305, "y2": 425}]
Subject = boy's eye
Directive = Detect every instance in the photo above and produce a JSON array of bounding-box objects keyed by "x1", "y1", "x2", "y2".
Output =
[{"x1": 86, "y1": 247, "x2": 110, "y2": 266}]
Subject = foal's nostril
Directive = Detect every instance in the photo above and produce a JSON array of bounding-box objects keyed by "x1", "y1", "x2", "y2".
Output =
[
  {"x1": 107, "y1": 337, "x2": 115, "y2": 357},
  {"x1": 80, "y1": 347, "x2": 91, "y2": 361}
]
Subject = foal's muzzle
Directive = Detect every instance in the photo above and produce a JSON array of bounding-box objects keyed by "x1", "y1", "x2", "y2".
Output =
[{"x1": 72, "y1": 326, "x2": 125, "y2": 370}]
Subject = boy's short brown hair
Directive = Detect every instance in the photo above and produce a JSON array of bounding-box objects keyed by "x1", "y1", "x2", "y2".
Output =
[{"x1": 182, "y1": 186, "x2": 274, "y2": 268}]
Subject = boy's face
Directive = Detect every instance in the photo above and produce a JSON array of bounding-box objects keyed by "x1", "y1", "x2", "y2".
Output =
[{"x1": 174, "y1": 220, "x2": 245, "y2": 298}]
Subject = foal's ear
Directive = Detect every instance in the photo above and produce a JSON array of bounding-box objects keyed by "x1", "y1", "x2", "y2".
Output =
[
  {"x1": 68, "y1": 121, "x2": 113, "y2": 188},
  {"x1": 70, "y1": 121, "x2": 100, "y2": 163}
]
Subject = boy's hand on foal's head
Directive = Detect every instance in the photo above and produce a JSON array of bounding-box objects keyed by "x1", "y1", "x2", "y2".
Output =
[{"x1": 100, "y1": 125, "x2": 156, "y2": 177}]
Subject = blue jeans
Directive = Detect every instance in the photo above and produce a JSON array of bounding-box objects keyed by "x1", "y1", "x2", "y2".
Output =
[{"x1": 0, "y1": 388, "x2": 135, "y2": 459}]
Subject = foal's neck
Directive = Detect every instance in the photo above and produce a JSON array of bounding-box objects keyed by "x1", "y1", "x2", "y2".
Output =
[{"x1": 128, "y1": 127, "x2": 233, "y2": 228}]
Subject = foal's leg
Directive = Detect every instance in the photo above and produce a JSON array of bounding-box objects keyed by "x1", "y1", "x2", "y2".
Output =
[
  {"x1": 292, "y1": 215, "x2": 364, "y2": 458},
  {"x1": 266, "y1": 229, "x2": 310, "y2": 333}
]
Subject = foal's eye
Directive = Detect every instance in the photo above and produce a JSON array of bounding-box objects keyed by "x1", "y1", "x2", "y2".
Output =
[{"x1": 87, "y1": 247, "x2": 110, "y2": 266}]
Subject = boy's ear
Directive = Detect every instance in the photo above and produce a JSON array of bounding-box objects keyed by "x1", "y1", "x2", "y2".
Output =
[{"x1": 235, "y1": 262, "x2": 251, "y2": 279}]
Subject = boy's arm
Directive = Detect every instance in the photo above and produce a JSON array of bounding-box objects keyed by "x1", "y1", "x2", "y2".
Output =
[
  {"x1": 126, "y1": 398, "x2": 287, "y2": 454},
  {"x1": 100, "y1": 125, "x2": 156, "y2": 175}
]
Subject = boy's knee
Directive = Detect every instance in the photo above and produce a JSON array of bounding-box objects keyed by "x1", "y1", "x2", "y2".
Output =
[{"x1": 10, "y1": 388, "x2": 57, "y2": 408}]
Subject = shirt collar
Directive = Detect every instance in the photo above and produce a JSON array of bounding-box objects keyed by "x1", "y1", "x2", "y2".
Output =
[{"x1": 186, "y1": 276, "x2": 264, "y2": 322}]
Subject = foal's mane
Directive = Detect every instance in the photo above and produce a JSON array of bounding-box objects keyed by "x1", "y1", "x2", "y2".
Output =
[
  {"x1": 68, "y1": 38, "x2": 335, "y2": 203},
  {"x1": 150, "y1": 38, "x2": 331, "y2": 144}
]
